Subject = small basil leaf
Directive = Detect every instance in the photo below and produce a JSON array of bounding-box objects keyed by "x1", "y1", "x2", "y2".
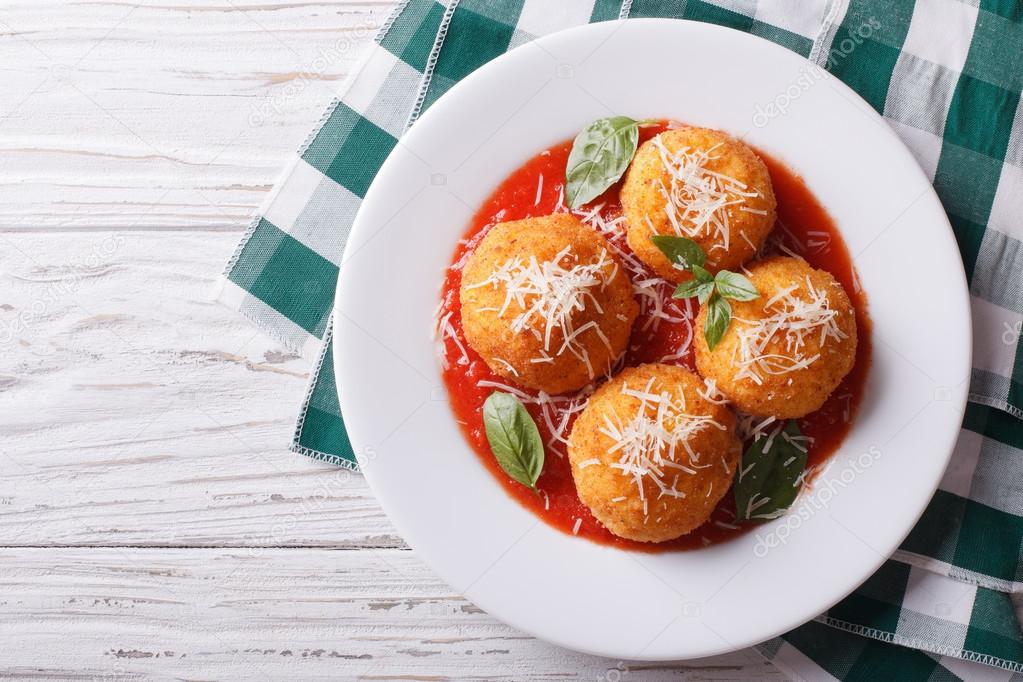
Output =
[
  {"x1": 704, "y1": 293, "x2": 732, "y2": 351},
  {"x1": 690, "y1": 263, "x2": 713, "y2": 283},
  {"x1": 734, "y1": 420, "x2": 808, "y2": 521},
  {"x1": 715, "y1": 270, "x2": 759, "y2": 301},
  {"x1": 671, "y1": 279, "x2": 706, "y2": 299},
  {"x1": 650, "y1": 235, "x2": 707, "y2": 271},
  {"x1": 483, "y1": 391, "x2": 545, "y2": 490},
  {"x1": 696, "y1": 282, "x2": 715, "y2": 304},
  {"x1": 565, "y1": 116, "x2": 640, "y2": 209}
]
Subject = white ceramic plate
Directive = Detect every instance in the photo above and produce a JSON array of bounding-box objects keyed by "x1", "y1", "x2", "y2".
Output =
[{"x1": 334, "y1": 19, "x2": 971, "y2": 660}]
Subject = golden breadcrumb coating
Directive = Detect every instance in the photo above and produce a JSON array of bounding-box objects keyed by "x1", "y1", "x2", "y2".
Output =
[
  {"x1": 568, "y1": 363, "x2": 740, "y2": 542},
  {"x1": 622, "y1": 126, "x2": 776, "y2": 282},
  {"x1": 695, "y1": 256, "x2": 857, "y2": 419},
  {"x1": 460, "y1": 213, "x2": 638, "y2": 394}
]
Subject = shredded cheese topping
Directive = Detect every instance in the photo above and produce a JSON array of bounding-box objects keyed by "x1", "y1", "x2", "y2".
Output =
[
  {"x1": 465, "y1": 246, "x2": 617, "y2": 376},
  {"x1": 433, "y1": 308, "x2": 469, "y2": 369},
  {"x1": 735, "y1": 412, "x2": 777, "y2": 442},
  {"x1": 476, "y1": 379, "x2": 591, "y2": 457},
  {"x1": 736, "y1": 412, "x2": 811, "y2": 452},
  {"x1": 734, "y1": 410, "x2": 814, "y2": 518},
  {"x1": 572, "y1": 203, "x2": 689, "y2": 339},
  {"x1": 651, "y1": 135, "x2": 761, "y2": 257},
  {"x1": 698, "y1": 377, "x2": 729, "y2": 405},
  {"x1": 731, "y1": 276, "x2": 847, "y2": 385},
  {"x1": 598, "y1": 378, "x2": 726, "y2": 517}
]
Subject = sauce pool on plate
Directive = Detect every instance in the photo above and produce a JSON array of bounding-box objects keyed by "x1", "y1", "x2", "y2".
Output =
[{"x1": 435, "y1": 122, "x2": 871, "y2": 552}]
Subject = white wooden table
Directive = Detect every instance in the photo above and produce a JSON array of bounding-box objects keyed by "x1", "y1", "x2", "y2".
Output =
[{"x1": 0, "y1": 2, "x2": 783, "y2": 678}]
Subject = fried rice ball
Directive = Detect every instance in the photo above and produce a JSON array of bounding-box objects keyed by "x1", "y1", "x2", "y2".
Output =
[
  {"x1": 621, "y1": 126, "x2": 777, "y2": 282},
  {"x1": 460, "y1": 214, "x2": 638, "y2": 394},
  {"x1": 567, "y1": 363, "x2": 741, "y2": 543},
  {"x1": 694, "y1": 256, "x2": 858, "y2": 419}
]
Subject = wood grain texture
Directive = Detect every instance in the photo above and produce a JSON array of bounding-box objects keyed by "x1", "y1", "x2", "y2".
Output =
[
  {"x1": 0, "y1": 548, "x2": 782, "y2": 680},
  {"x1": 0, "y1": 231, "x2": 401, "y2": 548},
  {"x1": 0, "y1": 0, "x2": 393, "y2": 231}
]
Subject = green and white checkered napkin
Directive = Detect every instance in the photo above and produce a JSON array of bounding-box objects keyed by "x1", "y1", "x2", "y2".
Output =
[{"x1": 217, "y1": 0, "x2": 1023, "y2": 677}]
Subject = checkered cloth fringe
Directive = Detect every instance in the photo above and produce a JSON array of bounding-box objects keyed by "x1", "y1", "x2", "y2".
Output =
[{"x1": 217, "y1": 0, "x2": 1023, "y2": 678}]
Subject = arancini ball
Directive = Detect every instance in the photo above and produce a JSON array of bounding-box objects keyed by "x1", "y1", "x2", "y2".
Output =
[
  {"x1": 460, "y1": 213, "x2": 638, "y2": 394},
  {"x1": 621, "y1": 126, "x2": 776, "y2": 282},
  {"x1": 694, "y1": 256, "x2": 858, "y2": 419},
  {"x1": 567, "y1": 363, "x2": 741, "y2": 543}
]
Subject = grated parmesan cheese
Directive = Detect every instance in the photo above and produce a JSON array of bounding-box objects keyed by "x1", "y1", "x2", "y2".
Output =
[
  {"x1": 476, "y1": 378, "x2": 592, "y2": 457},
  {"x1": 599, "y1": 378, "x2": 726, "y2": 516},
  {"x1": 651, "y1": 135, "x2": 761, "y2": 256},
  {"x1": 433, "y1": 309, "x2": 469, "y2": 369},
  {"x1": 730, "y1": 276, "x2": 848, "y2": 385},
  {"x1": 464, "y1": 246, "x2": 618, "y2": 376},
  {"x1": 492, "y1": 357, "x2": 519, "y2": 377},
  {"x1": 698, "y1": 377, "x2": 728, "y2": 405}
]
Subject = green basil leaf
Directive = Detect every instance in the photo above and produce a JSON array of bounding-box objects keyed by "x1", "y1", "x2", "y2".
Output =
[
  {"x1": 565, "y1": 116, "x2": 640, "y2": 209},
  {"x1": 696, "y1": 282, "x2": 715, "y2": 304},
  {"x1": 734, "y1": 420, "x2": 808, "y2": 521},
  {"x1": 704, "y1": 292, "x2": 731, "y2": 351},
  {"x1": 483, "y1": 391, "x2": 545, "y2": 490},
  {"x1": 715, "y1": 270, "x2": 759, "y2": 301},
  {"x1": 671, "y1": 279, "x2": 710, "y2": 300},
  {"x1": 690, "y1": 263, "x2": 713, "y2": 283},
  {"x1": 650, "y1": 235, "x2": 707, "y2": 272}
]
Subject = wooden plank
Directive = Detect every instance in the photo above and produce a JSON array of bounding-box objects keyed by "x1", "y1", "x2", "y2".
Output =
[
  {"x1": 0, "y1": 1, "x2": 397, "y2": 231},
  {"x1": 0, "y1": 231, "x2": 400, "y2": 547},
  {"x1": 0, "y1": 547, "x2": 781, "y2": 680}
]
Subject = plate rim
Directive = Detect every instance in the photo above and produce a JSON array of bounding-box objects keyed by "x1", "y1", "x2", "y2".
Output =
[{"x1": 333, "y1": 17, "x2": 972, "y2": 660}]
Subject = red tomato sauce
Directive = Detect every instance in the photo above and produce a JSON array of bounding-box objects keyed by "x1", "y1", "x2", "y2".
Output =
[{"x1": 436, "y1": 122, "x2": 872, "y2": 552}]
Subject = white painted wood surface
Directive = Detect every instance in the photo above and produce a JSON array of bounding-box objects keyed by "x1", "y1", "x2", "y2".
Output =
[{"x1": 0, "y1": 2, "x2": 785, "y2": 678}]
